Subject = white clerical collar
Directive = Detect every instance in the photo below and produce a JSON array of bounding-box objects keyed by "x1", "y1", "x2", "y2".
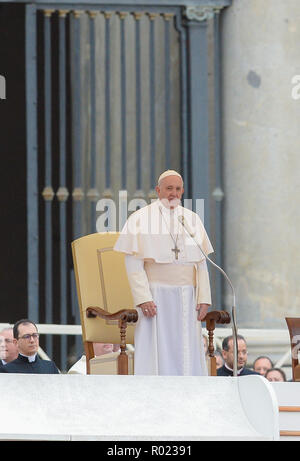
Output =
[
  {"x1": 224, "y1": 362, "x2": 244, "y2": 375},
  {"x1": 20, "y1": 353, "x2": 37, "y2": 363}
]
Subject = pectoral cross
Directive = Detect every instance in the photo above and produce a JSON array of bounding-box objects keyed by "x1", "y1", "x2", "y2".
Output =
[{"x1": 172, "y1": 246, "x2": 180, "y2": 260}]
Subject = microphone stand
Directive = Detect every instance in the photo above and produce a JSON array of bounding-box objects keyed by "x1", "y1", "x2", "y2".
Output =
[{"x1": 178, "y1": 215, "x2": 238, "y2": 377}]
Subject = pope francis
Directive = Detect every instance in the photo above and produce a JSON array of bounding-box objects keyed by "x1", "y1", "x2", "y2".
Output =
[{"x1": 114, "y1": 170, "x2": 213, "y2": 376}]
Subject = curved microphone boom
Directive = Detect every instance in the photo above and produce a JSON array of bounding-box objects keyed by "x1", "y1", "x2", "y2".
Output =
[{"x1": 178, "y1": 215, "x2": 238, "y2": 377}]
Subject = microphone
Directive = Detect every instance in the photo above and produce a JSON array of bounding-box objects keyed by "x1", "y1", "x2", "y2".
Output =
[{"x1": 178, "y1": 214, "x2": 238, "y2": 377}]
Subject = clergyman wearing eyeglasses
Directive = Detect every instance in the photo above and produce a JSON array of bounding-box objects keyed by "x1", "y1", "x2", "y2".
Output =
[{"x1": 0, "y1": 319, "x2": 59, "y2": 374}]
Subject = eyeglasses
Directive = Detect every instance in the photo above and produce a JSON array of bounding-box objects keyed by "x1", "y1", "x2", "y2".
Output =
[{"x1": 18, "y1": 333, "x2": 39, "y2": 341}]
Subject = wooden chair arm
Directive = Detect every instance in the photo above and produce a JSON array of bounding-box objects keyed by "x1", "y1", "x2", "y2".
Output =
[
  {"x1": 204, "y1": 310, "x2": 230, "y2": 358},
  {"x1": 204, "y1": 310, "x2": 230, "y2": 333},
  {"x1": 86, "y1": 307, "x2": 138, "y2": 375},
  {"x1": 86, "y1": 306, "x2": 138, "y2": 323},
  {"x1": 203, "y1": 310, "x2": 231, "y2": 376}
]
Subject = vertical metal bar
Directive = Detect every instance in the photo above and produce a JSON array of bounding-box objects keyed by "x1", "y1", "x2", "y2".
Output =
[
  {"x1": 44, "y1": 12, "x2": 52, "y2": 189},
  {"x1": 174, "y1": 12, "x2": 189, "y2": 195},
  {"x1": 72, "y1": 10, "x2": 83, "y2": 240},
  {"x1": 186, "y1": 12, "x2": 210, "y2": 229},
  {"x1": 59, "y1": 12, "x2": 67, "y2": 192},
  {"x1": 25, "y1": 4, "x2": 39, "y2": 322},
  {"x1": 43, "y1": 9, "x2": 55, "y2": 357},
  {"x1": 134, "y1": 12, "x2": 142, "y2": 192},
  {"x1": 148, "y1": 13, "x2": 156, "y2": 191},
  {"x1": 57, "y1": 9, "x2": 69, "y2": 370},
  {"x1": 88, "y1": 11, "x2": 99, "y2": 232},
  {"x1": 104, "y1": 12, "x2": 111, "y2": 192},
  {"x1": 89, "y1": 13, "x2": 97, "y2": 190},
  {"x1": 71, "y1": 10, "x2": 84, "y2": 358},
  {"x1": 120, "y1": 12, "x2": 127, "y2": 190},
  {"x1": 163, "y1": 14, "x2": 172, "y2": 170},
  {"x1": 0, "y1": 75, "x2": 5, "y2": 100},
  {"x1": 213, "y1": 10, "x2": 224, "y2": 308}
]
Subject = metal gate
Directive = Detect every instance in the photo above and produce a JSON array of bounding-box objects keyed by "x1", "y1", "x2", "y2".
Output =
[{"x1": 26, "y1": 1, "x2": 230, "y2": 370}]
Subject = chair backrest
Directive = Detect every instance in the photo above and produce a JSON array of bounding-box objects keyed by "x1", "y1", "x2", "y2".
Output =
[{"x1": 72, "y1": 232, "x2": 135, "y2": 345}]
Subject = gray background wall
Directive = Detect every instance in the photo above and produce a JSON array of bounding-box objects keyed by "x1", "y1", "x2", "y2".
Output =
[{"x1": 222, "y1": 0, "x2": 300, "y2": 327}]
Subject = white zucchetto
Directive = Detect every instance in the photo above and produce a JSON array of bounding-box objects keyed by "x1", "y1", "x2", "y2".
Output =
[{"x1": 157, "y1": 170, "x2": 183, "y2": 185}]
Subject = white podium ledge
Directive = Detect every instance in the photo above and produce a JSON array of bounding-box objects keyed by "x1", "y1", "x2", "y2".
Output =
[{"x1": 0, "y1": 374, "x2": 279, "y2": 441}]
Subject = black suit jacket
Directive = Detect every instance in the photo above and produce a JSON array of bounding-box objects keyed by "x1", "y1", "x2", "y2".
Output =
[
  {"x1": 0, "y1": 354, "x2": 59, "y2": 374},
  {"x1": 217, "y1": 364, "x2": 260, "y2": 377}
]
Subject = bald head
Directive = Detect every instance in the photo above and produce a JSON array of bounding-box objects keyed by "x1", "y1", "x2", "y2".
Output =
[{"x1": 0, "y1": 328, "x2": 18, "y2": 363}]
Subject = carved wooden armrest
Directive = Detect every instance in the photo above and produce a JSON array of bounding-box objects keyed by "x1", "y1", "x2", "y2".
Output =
[
  {"x1": 204, "y1": 310, "x2": 230, "y2": 357},
  {"x1": 86, "y1": 306, "x2": 138, "y2": 375},
  {"x1": 203, "y1": 310, "x2": 231, "y2": 376},
  {"x1": 205, "y1": 310, "x2": 231, "y2": 325},
  {"x1": 86, "y1": 306, "x2": 138, "y2": 323}
]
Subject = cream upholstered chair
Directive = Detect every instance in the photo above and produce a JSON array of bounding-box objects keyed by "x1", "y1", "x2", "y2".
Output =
[
  {"x1": 72, "y1": 232, "x2": 230, "y2": 376},
  {"x1": 71, "y1": 232, "x2": 138, "y2": 375}
]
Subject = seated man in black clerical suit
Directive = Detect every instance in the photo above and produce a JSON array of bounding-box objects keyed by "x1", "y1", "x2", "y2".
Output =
[
  {"x1": 217, "y1": 334, "x2": 259, "y2": 377},
  {"x1": 0, "y1": 319, "x2": 59, "y2": 374}
]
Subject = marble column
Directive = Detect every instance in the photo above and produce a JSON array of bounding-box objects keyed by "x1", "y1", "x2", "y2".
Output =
[{"x1": 222, "y1": 0, "x2": 300, "y2": 327}]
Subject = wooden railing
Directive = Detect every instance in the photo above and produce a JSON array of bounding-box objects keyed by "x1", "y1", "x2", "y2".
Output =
[{"x1": 279, "y1": 406, "x2": 300, "y2": 437}]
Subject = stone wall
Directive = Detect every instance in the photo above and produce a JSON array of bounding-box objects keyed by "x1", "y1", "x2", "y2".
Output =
[{"x1": 222, "y1": 0, "x2": 300, "y2": 327}]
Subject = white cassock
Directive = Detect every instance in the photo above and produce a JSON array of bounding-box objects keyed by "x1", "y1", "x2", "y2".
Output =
[{"x1": 114, "y1": 199, "x2": 214, "y2": 376}]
